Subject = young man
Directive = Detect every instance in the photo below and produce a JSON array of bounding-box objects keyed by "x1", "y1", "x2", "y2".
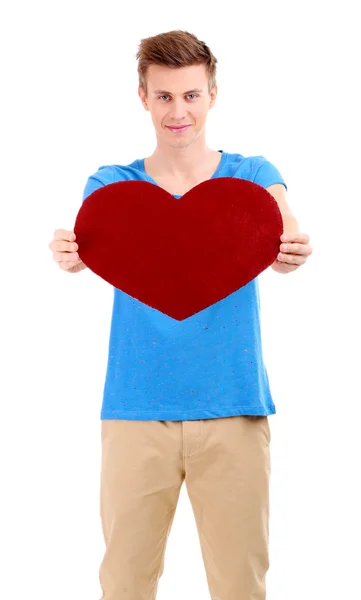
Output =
[{"x1": 49, "y1": 30, "x2": 312, "y2": 600}]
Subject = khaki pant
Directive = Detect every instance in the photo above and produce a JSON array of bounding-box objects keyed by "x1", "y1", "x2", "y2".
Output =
[{"x1": 99, "y1": 415, "x2": 271, "y2": 600}]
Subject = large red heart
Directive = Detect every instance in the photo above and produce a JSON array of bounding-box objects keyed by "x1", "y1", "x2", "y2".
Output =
[{"x1": 74, "y1": 177, "x2": 283, "y2": 320}]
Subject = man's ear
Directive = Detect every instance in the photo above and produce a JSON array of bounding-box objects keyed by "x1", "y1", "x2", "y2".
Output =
[
  {"x1": 138, "y1": 87, "x2": 149, "y2": 111},
  {"x1": 209, "y1": 84, "x2": 218, "y2": 109}
]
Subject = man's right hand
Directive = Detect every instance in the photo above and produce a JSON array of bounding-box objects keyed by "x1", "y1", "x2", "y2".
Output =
[{"x1": 49, "y1": 229, "x2": 87, "y2": 273}]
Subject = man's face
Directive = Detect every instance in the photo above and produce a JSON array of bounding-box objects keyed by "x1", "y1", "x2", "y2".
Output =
[{"x1": 138, "y1": 64, "x2": 217, "y2": 149}]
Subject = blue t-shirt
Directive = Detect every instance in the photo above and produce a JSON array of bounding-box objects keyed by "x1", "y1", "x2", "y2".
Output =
[{"x1": 82, "y1": 151, "x2": 287, "y2": 421}]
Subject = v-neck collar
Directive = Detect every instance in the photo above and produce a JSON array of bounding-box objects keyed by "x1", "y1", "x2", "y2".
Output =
[{"x1": 137, "y1": 150, "x2": 228, "y2": 198}]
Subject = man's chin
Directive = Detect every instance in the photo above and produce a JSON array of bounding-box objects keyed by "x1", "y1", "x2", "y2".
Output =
[
  {"x1": 169, "y1": 141, "x2": 192, "y2": 149},
  {"x1": 156, "y1": 130, "x2": 199, "y2": 149},
  {"x1": 167, "y1": 135, "x2": 197, "y2": 150}
]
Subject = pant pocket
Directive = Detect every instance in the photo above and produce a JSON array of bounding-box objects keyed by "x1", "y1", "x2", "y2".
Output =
[{"x1": 243, "y1": 415, "x2": 271, "y2": 444}]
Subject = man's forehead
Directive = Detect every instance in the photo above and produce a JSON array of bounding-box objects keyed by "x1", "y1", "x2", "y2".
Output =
[{"x1": 146, "y1": 64, "x2": 208, "y2": 94}]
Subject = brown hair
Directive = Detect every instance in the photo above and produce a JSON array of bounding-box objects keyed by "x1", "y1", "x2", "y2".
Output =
[{"x1": 136, "y1": 30, "x2": 217, "y2": 95}]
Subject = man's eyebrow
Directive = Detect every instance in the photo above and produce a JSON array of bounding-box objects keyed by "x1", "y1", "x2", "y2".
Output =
[{"x1": 152, "y1": 88, "x2": 204, "y2": 95}]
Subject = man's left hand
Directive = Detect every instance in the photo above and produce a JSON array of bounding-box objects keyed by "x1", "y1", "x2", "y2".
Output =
[{"x1": 272, "y1": 232, "x2": 313, "y2": 274}]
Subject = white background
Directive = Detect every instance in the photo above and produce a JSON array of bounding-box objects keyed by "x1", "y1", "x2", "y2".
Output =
[{"x1": 1, "y1": 1, "x2": 360, "y2": 599}]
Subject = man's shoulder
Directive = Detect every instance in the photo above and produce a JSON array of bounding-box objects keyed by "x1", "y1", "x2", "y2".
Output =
[
  {"x1": 90, "y1": 158, "x2": 143, "y2": 183},
  {"x1": 221, "y1": 152, "x2": 287, "y2": 190},
  {"x1": 82, "y1": 159, "x2": 145, "y2": 200},
  {"x1": 221, "y1": 151, "x2": 270, "y2": 177},
  {"x1": 222, "y1": 151, "x2": 270, "y2": 167}
]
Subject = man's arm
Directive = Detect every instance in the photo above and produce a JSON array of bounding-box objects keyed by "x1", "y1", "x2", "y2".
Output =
[
  {"x1": 265, "y1": 184, "x2": 312, "y2": 273},
  {"x1": 266, "y1": 184, "x2": 299, "y2": 272},
  {"x1": 266, "y1": 183, "x2": 300, "y2": 234}
]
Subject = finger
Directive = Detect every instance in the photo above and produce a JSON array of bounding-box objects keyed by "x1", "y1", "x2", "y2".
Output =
[
  {"x1": 58, "y1": 261, "x2": 70, "y2": 271},
  {"x1": 58, "y1": 259, "x2": 81, "y2": 270},
  {"x1": 280, "y1": 243, "x2": 311, "y2": 255},
  {"x1": 53, "y1": 240, "x2": 78, "y2": 253},
  {"x1": 277, "y1": 252, "x2": 306, "y2": 265},
  {"x1": 49, "y1": 239, "x2": 78, "y2": 253},
  {"x1": 274, "y1": 260, "x2": 295, "y2": 272},
  {"x1": 53, "y1": 251, "x2": 79, "y2": 263},
  {"x1": 281, "y1": 232, "x2": 310, "y2": 244},
  {"x1": 54, "y1": 229, "x2": 76, "y2": 242}
]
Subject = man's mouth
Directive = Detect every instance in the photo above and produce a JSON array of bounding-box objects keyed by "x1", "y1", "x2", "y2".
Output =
[{"x1": 166, "y1": 125, "x2": 191, "y2": 133}]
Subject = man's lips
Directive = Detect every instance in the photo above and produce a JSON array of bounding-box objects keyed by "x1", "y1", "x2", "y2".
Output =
[{"x1": 166, "y1": 125, "x2": 191, "y2": 132}]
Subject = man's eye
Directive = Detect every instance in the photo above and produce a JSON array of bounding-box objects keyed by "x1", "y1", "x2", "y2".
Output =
[{"x1": 157, "y1": 94, "x2": 199, "y2": 101}]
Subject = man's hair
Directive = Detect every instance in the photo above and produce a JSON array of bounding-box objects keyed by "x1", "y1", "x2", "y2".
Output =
[{"x1": 136, "y1": 30, "x2": 217, "y2": 95}]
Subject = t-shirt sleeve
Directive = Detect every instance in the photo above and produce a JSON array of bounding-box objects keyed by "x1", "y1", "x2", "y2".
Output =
[
  {"x1": 253, "y1": 155, "x2": 288, "y2": 191},
  {"x1": 81, "y1": 166, "x2": 115, "y2": 202}
]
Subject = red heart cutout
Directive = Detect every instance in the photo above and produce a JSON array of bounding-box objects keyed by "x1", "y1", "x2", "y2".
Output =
[{"x1": 74, "y1": 177, "x2": 283, "y2": 320}]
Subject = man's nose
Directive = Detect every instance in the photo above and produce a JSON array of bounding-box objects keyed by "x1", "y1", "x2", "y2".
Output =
[{"x1": 169, "y1": 98, "x2": 188, "y2": 121}]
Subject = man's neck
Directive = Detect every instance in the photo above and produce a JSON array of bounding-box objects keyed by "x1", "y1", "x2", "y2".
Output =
[{"x1": 147, "y1": 139, "x2": 216, "y2": 180}]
